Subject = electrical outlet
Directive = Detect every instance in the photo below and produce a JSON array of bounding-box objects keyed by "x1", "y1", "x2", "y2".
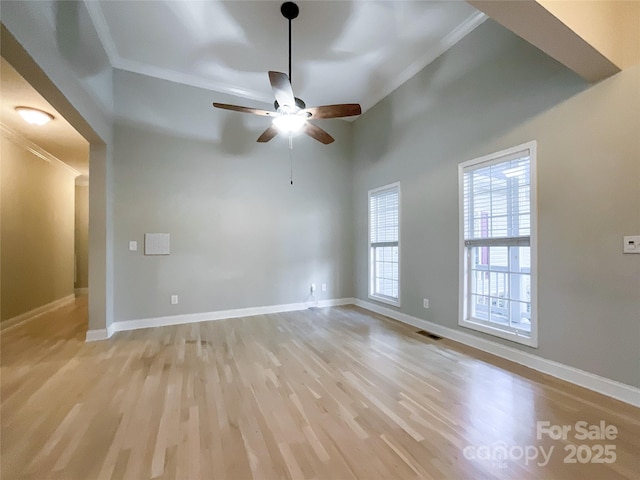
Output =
[
  {"x1": 321, "y1": 283, "x2": 327, "y2": 292},
  {"x1": 310, "y1": 283, "x2": 316, "y2": 293},
  {"x1": 129, "y1": 241, "x2": 137, "y2": 251},
  {"x1": 423, "y1": 298, "x2": 429, "y2": 309},
  {"x1": 171, "y1": 295, "x2": 178, "y2": 305},
  {"x1": 623, "y1": 235, "x2": 640, "y2": 253}
]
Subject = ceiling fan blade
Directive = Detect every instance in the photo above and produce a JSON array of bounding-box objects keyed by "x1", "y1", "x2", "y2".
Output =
[
  {"x1": 257, "y1": 126, "x2": 279, "y2": 143},
  {"x1": 268, "y1": 71, "x2": 295, "y2": 108},
  {"x1": 303, "y1": 122, "x2": 334, "y2": 145},
  {"x1": 213, "y1": 103, "x2": 276, "y2": 117},
  {"x1": 303, "y1": 104, "x2": 362, "y2": 119}
]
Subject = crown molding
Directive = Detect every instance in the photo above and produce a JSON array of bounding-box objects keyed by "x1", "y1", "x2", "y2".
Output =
[
  {"x1": 84, "y1": 0, "x2": 272, "y2": 104},
  {"x1": 115, "y1": 58, "x2": 274, "y2": 104},
  {"x1": 84, "y1": 1, "x2": 486, "y2": 111},
  {"x1": 83, "y1": 0, "x2": 120, "y2": 66},
  {"x1": 361, "y1": 11, "x2": 488, "y2": 113},
  {"x1": 1, "y1": 123, "x2": 81, "y2": 177}
]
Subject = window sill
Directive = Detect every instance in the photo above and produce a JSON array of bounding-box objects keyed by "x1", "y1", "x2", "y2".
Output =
[{"x1": 459, "y1": 318, "x2": 537, "y2": 348}]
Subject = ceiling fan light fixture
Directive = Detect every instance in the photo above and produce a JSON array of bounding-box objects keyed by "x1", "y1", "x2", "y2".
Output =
[
  {"x1": 211, "y1": 1, "x2": 359, "y2": 146},
  {"x1": 15, "y1": 107, "x2": 54, "y2": 126},
  {"x1": 272, "y1": 114, "x2": 306, "y2": 134}
]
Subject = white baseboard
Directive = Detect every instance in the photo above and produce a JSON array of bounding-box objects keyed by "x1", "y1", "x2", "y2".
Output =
[
  {"x1": 354, "y1": 299, "x2": 640, "y2": 408},
  {"x1": 106, "y1": 297, "x2": 356, "y2": 335},
  {"x1": 85, "y1": 328, "x2": 109, "y2": 342},
  {"x1": 1, "y1": 294, "x2": 75, "y2": 331},
  {"x1": 75, "y1": 288, "x2": 89, "y2": 295},
  {"x1": 85, "y1": 322, "x2": 116, "y2": 342},
  {"x1": 315, "y1": 298, "x2": 356, "y2": 308},
  {"x1": 82, "y1": 294, "x2": 639, "y2": 407}
]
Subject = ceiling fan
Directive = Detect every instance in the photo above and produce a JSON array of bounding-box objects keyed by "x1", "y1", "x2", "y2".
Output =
[{"x1": 212, "y1": 1, "x2": 361, "y2": 145}]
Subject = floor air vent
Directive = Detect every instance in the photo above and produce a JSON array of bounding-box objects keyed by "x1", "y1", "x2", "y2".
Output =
[{"x1": 416, "y1": 330, "x2": 442, "y2": 340}]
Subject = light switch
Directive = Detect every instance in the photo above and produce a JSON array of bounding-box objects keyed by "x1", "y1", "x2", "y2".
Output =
[
  {"x1": 129, "y1": 241, "x2": 137, "y2": 251},
  {"x1": 623, "y1": 235, "x2": 640, "y2": 254}
]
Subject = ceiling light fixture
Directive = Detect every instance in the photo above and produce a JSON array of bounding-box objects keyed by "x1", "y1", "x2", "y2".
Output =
[
  {"x1": 272, "y1": 114, "x2": 307, "y2": 134},
  {"x1": 15, "y1": 107, "x2": 54, "y2": 126},
  {"x1": 212, "y1": 1, "x2": 361, "y2": 146}
]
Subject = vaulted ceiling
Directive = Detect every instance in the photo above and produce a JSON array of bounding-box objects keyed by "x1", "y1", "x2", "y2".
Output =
[
  {"x1": 3, "y1": 0, "x2": 637, "y2": 181},
  {"x1": 86, "y1": 0, "x2": 485, "y2": 112},
  {"x1": 2, "y1": 1, "x2": 488, "y2": 180}
]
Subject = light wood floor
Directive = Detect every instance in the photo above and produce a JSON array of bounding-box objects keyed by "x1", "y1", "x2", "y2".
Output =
[{"x1": 1, "y1": 297, "x2": 639, "y2": 480}]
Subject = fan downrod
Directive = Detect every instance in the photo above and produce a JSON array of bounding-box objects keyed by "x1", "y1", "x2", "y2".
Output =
[
  {"x1": 274, "y1": 98, "x2": 306, "y2": 111},
  {"x1": 281, "y1": 2, "x2": 299, "y2": 20}
]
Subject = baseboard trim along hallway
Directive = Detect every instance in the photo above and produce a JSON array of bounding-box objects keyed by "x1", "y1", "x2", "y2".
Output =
[{"x1": 1, "y1": 294, "x2": 75, "y2": 332}]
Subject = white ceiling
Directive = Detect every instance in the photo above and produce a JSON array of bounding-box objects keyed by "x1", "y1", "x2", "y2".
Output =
[
  {"x1": 0, "y1": 57, "x2": 89, "y2": 179},
  {"x1": 1, "y1": 1, "x2": 486, "y2": 180},
  {"x1": 87, "y1": 0, "x2": 486, "y2": 112}
]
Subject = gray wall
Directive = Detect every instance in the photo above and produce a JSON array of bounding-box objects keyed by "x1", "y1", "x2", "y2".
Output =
[
  {"x1": 112, "y1": 70, "x2": 354, "y2": 321},
  {"x1": 352, "y1": 20, "x2": 640, "y2": 388}
]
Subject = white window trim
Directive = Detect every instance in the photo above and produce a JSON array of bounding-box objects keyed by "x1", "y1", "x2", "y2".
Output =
[
  {"x1": 458, "y1": 141, "x2": 538, "y2": 348},
  {"x1": 368, "y1": 182, "x2": 401, "y2": 307}
]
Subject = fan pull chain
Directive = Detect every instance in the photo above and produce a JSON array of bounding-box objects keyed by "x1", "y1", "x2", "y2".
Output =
[{"x1": 289, "y1": 133, "x2": 294, "y2": 185}]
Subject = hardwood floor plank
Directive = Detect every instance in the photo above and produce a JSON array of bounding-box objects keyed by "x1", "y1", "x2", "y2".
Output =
[{"x1": 2, "y1": 297, "x2": 639, "y2": 479}]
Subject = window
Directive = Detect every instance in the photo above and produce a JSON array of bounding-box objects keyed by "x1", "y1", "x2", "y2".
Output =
[
  {"x1": 459, "y1": 142, "x2": 537, "y2": 347},
  {"x1": 369, "y1": 183, "x2": 400, "y2": 306}
]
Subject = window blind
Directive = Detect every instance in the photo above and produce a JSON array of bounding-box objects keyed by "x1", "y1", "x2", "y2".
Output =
[
  {"x1": 463, "y1": 149, "x2": 531, "y2": 242},
  {"x1": 370, "y1": 186, "x2": 399, "y2": 246}
]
